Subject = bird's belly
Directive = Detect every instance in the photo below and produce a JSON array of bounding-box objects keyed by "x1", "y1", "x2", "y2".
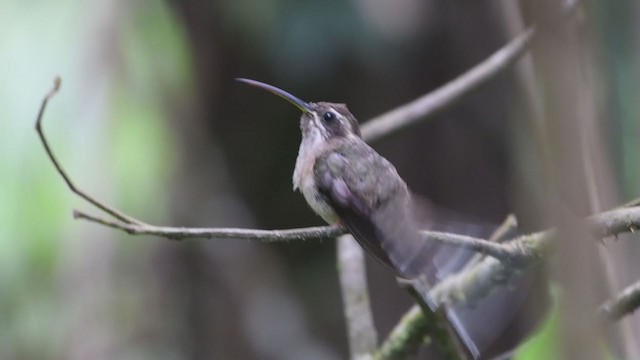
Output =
[{"x1": 299, "y1": 176, "x2": 340, "y2": 224}]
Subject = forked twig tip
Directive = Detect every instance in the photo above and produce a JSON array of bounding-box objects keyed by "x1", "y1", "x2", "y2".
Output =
[
  {"x1": 49, "y1": 76, "x2": 62, "y2": 99},
  {"x1": 36, "y1": 76, "x2": 62, "y2": 131},
  {"x1": 54, "y1": 75, "x2": 61, "y2": 89}
]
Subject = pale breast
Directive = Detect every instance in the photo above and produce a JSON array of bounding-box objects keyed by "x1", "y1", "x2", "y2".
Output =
[{"x1": 293, "y1": 135, "x2": 340, "y2": 224}]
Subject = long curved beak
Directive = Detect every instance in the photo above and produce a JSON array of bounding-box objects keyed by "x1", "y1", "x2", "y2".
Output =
[{"x1": 236, "y1": 78, "x2": 311, "y2": 113}]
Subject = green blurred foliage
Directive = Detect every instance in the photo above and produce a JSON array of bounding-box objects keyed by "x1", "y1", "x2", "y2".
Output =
[
  {"x1": 515, "y1": 294, "x2": 614, "y2": 360},
  {"x1": 0, "y1": 0, "x2": 189, "y2": 358},
  {"x1": 514, "y1": 287, "x2": 560, "y2": 360},
  {"x1": 596, "y1": 1, "x2": 640, "y2": 199}
]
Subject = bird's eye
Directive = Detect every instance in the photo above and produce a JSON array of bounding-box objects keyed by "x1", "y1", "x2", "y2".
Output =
[{"x1": 323, "y1": 111, "x2": 335, "y2": 122}]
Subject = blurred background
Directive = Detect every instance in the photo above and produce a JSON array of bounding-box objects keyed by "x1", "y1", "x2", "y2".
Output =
[{"x1": 2, "y1": 0, "x2": 640, "y2": 359}]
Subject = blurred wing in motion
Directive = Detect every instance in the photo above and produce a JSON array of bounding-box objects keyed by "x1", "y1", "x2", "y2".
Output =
[{"x1": 411, "y1": 196, "x2": 544, "y2": 359}]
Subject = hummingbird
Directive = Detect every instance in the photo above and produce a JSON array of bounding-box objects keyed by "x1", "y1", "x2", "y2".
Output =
[
  {"x1": 237, "y1": 78, "x2": 485, "y2": 358},
  {"x1": 237, "y1": 78, "x2": 435, "y2": 278}
]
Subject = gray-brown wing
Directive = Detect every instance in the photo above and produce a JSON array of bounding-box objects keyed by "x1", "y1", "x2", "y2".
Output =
[{"x1": 314, "y1": 141, "x2": 435, "y2": 279}]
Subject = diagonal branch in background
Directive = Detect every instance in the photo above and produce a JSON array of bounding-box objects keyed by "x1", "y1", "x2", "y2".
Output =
[
  {"x1": 361, "y1": 28, "x2": 535, "y2": 142},
  {"x1": 463, "y1": 214, "x2": 519, "y2": 270}
]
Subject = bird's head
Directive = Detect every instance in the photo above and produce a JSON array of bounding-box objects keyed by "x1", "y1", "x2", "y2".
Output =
[{"x1": 237, "y1": 78, "x2": 361, "y2": 142}]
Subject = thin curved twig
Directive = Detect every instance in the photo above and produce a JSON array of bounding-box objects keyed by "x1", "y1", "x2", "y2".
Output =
[
  {"x1": 72, "y1": 209, "x2": 525, "y2": 262},
  {"x1": 35, "y1": 77, "x2": 146, "y2": 226},
  {"x1": 73, "y1": 210, "x2": 343, "y2": 242}
]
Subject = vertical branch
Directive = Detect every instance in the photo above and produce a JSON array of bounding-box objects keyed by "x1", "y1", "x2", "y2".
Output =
[
  {"x1": 502, "y1": 3, "x2": 637, "y2": 356},
  {"x1": 580, "y1": 72, "x2": 640, "y2": 359},
  {"x1": 575, "y1": 2, "x2": 640, "y2": 355},
  {"x1": 337, "y1": 235, "x2": 377, "y2": 359},
  {"x1": 531, "y1": 2, "x2": 605, "y2": 359}
]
